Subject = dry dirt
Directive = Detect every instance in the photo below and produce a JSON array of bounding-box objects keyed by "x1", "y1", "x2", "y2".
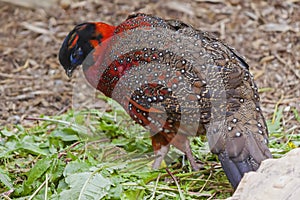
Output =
[{"x1": 0, "y1": 0, "x2": 299, "y2": 136}]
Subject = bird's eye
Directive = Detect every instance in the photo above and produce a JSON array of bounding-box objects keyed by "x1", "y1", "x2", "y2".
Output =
[{"x1": 70, "y1": 46, "x2": 83, "y2": 65}]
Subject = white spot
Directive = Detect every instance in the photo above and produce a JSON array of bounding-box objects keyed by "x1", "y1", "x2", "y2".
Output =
[
  {"x1": 258, "y1": 123, "x2": 262, "y2": 128},
  {"x1": 235, "y1": 132, "x2": 241, "y2": 137}
]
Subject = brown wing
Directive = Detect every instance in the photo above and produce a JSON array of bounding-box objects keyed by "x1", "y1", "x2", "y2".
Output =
[{"x1": 97, "y1": 14, "x2": 272, "y2": 188}]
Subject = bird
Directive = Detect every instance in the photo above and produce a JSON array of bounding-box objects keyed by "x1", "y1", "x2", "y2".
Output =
[{"x1": 59, "y1": 13, "x2": 272, "y2": 189}]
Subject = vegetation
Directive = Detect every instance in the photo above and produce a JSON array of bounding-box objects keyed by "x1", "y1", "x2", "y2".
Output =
[{"x1": 0, "y1": 95, "x2": 298, "y2": 200}]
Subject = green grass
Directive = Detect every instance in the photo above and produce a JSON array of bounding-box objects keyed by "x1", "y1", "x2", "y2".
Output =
[{"x1": 0, "y1": 96, "x2": 298, "y2": 199}]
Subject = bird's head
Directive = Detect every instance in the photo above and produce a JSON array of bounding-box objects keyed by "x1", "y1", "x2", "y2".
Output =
[{"x1": 59, "y1": 22, "x2": 115, "y2": 77}]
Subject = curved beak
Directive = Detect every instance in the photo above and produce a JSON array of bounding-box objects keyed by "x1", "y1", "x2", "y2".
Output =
[{"x1": 65, "y1": 68, "x2": 74, "y2": 78}]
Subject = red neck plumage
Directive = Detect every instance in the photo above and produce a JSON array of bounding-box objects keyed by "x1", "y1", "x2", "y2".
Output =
[{"x1": 82, "y1": 17, "x2": 157, "y2": 97}]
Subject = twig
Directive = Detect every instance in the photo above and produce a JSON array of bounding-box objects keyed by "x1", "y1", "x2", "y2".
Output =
[
  {"x1": 24, "y1": 116, "x2": 88, "y2": 133},
  {"x1": 45, "y1": 174, "x2": 48, "y2": 200},
  {"x1": 150, "y1": 173, "x2": 161, "y2": 200},
  {"x1": 199, "y1": 169, "x2": 212, "y2": 194},
  {"x1": 58, "y1": 141, "x2": 82, "y2": 158},
  {"x1": 0, "y1": 72, "x2": 34, "y2": 79},
  {"x1": 261, "y1": 97, "x2": 300, "y2": 104},
  {"x1": 56, "y1": 105, "x2": 70, "y2": 115},
  {"x1": 207, "y1": 191, "x2": 217, "y2": 200},
  {"x1": 274, "y1": 53, "x2": 287, "y2": 66},
  {"x1": 28, "y1": 174, "x2": 50, "y2": 200},
  {"x1": 0, "y1": 189, "x2": 14, "y2": 200},
  {"x1": 166, "y1": 168, "x2": 185, "y2": 200}
]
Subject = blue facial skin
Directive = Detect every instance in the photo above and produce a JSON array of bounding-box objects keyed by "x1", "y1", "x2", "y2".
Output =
[
  {"x1": 70, "y1": 45, "x2": 84, "y2": 66},
  {"x1": 59, "y1": 23, "x2": 96, "y2": 77}
]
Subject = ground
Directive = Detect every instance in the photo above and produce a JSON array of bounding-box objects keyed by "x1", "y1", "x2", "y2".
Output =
[
  {"x1": 1, "y1": 0, "x2": 299, "y2": 129},
  {"x1": 0, "y1": 0, "x2": 299, "y2": 198}
]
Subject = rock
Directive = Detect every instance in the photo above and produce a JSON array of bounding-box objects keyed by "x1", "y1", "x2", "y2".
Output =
[{"x1": 228, "y1": 148, "x2": 300, "y2": 200}]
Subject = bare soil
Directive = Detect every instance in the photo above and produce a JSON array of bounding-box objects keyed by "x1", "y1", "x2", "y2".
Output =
[{"x1": 0, "y1": 0, "x2": 299, "y2": 136}]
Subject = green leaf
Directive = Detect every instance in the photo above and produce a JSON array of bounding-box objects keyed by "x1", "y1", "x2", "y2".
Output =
[
  {"x1": 293, "y1": 108, "x2": 300, "y2": 123},
  {"x1": 122, "y1": 189, "x2": 145, "y2": 200},
  {"x1": 18, "y1": 135, "x2": 48, "y2": 156},
  {"x1": 0, "y1": 140, "x2": 17, "y2": 158},
  {"x1": 25, "y1": 156, "x2": 53, "y2": 187},
  {"x1": 51, "y1": 129, "x2": 79, "y2": 142},
  {"x1": 0, "y1": 168, "x2": 13, "y2": 189},
  {"x1": 0, "y1": 128, "x2": 14, "y2": 137},
  {"x1": 59, "y1": 172, "x2": 112, "y2": 200},
  {"x1": 49, "y1": 158, "x2": 66, "y2": 183},
  {"x1": 267, "y1": 107, "x2": 283, "y2": 134},
  {"x1": 63, "y1": 161, "x2": 91, "y2": 177}
]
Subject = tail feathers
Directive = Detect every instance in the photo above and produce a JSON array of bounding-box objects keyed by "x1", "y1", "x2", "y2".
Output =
[{"x1": 218, "y1": 153, "x2": 256, "y2": 189}]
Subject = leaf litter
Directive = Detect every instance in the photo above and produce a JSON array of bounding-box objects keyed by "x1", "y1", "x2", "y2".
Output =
[{"x1": 0, "y1": 0, "x2": 299, "y2": 199}]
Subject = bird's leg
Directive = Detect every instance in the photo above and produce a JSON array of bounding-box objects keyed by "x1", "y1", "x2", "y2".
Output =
[
  {"x1": 170, "y1": 134, "x2": 201, "y2": 171},
  {"x1": 151, "y1": 133, "x2": 170, "y2": 169}
]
